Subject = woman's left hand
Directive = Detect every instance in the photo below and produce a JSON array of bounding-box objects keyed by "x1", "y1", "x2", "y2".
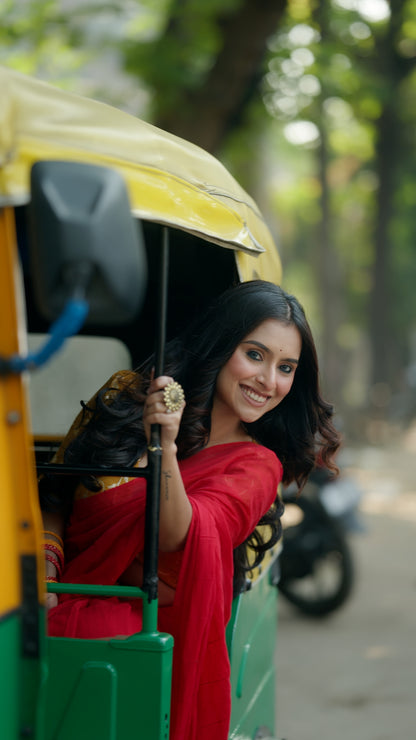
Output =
[{"x1": 143, "y1": 375, "x2": 185, "y2": 451}]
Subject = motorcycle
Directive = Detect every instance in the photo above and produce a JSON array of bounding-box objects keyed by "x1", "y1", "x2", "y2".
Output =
[{"x1": 272, "y1": 465, "x2": 363, "y2": 617}]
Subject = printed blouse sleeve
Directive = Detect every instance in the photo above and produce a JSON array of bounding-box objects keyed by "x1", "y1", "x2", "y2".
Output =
[
  {"x1": 186, "y1": 446, "x2": 283, "y2": 548},
  {"x1": 50, "y1": 370, "x2": 139, "y2": 463}
]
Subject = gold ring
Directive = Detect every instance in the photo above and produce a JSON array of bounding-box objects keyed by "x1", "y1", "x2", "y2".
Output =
[
  {"x1": 147, "y1": 444, "x2": 163, "y2": 453},
  {"x1": 163, "y1": 381, "x2": 185, "y2": 413}
]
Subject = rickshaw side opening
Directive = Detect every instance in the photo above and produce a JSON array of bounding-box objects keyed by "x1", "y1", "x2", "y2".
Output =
[{"x1": 4, "y1": 181, "x2": 283, "y2": 740}]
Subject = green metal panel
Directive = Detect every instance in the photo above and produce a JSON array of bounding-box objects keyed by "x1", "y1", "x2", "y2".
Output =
[
  {"x1": 0, "y1": 614, "x2": 19, "y2": 739},
  {"x1": 227, "y1": 557, "x2": 279, "y2": 740},
  {"x1": 0, "y1": 608, "x2": 46, "y2": 739},
  {"x1": 42, "y1": 632, "x2": 173, "y2": 740}
]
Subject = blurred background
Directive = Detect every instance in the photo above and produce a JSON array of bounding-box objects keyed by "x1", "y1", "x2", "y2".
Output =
[
  {"x1": 3, "y1": 1, "x2": 415, "y2": 737},
  {"x1": 3, "y1": 0, "x2": 416, "y2": 442}
]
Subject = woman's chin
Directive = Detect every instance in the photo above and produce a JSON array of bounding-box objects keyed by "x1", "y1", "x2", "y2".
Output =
[{"x1": 240, "y1": 407, "x2": 268, "y2": 424}]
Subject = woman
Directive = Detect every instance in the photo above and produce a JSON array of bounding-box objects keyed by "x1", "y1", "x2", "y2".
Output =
[{"x1": 41, "y1": 280, "x2": 341, "y2": 740}]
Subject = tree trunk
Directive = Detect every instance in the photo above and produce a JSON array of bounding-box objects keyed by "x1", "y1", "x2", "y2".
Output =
[
  {"x1": 370, "y1": 104, "x2": 396, "y2": 389},
  {"x1": 315, "y1": 119, "x2": 345, "y2": 404},
  {"x1": 312, "y1": 0, "x2": 345, "y2": 405},
  {"x1": 155, "y1": 0, "x2": 287, "y2": 152},
  {"x1": 369, "y1": 0, "x2": 407, "y2": 394}
]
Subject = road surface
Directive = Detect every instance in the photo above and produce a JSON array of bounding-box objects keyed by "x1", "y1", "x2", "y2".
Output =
[{"x1": 275, "y1": 422, "x2": 416, "y2": 740}]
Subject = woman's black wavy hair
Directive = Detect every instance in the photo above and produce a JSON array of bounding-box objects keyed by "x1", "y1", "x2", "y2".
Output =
[{"x1": 39, "y1": 280, "x2": 341, "y2": 595}]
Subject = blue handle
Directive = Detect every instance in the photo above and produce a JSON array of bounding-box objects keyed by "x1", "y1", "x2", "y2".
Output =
[{"x1": 9, "y1": 298, "x2": 89, "y2": 373}]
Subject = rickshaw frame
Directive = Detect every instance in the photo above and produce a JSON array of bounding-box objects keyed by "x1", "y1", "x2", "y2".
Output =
[{"x1": 0, "y1": 66, "x2": 283, "y2": 740}]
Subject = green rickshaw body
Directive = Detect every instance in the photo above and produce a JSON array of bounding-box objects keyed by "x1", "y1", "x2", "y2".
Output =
[
  {"x1": 0, "y1": 66, "x2": 282, "y2": 740},
  {"x1": 227, "y1": 549, "x2": 281, "y2": 740}
]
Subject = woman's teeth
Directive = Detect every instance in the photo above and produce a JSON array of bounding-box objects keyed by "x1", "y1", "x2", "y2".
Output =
[{"x1": 242, "y1": 386, "x2": 268, "y2": 403}]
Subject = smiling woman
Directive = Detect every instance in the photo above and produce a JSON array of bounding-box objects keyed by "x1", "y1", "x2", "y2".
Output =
[
  {"x1": 40, "y1": 279, "x2": 341, "y2": 740},
  {"x1": 212, "y1": 319, "x2": 302, "y2": 433}
]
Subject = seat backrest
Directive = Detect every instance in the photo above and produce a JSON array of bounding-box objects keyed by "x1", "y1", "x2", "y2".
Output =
[{"x1": 27, "y1": 334, "x2": 132, "y2": 440}]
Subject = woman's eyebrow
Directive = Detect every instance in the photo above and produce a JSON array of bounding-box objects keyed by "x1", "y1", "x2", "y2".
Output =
[
  {"x1": 241, "y1": 339, "x2": 270, "y2": 352},
  {"x1": 242, "y1": 339, "x2": 299, "y2": 364}
]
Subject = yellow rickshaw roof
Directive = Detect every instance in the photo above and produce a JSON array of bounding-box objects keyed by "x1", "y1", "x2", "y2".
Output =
[{"x1": 0, "y1": 66, "x2": 281, "y2": 281}]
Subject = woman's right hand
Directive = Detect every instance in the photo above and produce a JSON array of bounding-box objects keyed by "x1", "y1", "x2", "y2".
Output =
[
  {"x1": 45, "y1": 548, "x2": 60, "y2": 609},
  {"x1": 46, "y1": 590, "x2": 58, "y2": 609}
]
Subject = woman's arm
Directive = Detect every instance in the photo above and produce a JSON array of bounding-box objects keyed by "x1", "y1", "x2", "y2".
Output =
[
  {"x1": 143, "y1": 375, "x2": 192, "y2": 552},
  {"x1": 42, "y1": 510, "x2": 65, "y2": 608}
]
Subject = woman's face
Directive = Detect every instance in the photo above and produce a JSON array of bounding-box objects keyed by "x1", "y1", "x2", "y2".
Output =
[{"x1": 214, "y1": 318, "x2": 302, "y2": 425}]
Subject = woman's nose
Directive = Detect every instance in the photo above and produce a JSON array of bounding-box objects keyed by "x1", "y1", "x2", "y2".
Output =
[{"x1": 257, "y1": 366, "x2": 276, "y2": 389}]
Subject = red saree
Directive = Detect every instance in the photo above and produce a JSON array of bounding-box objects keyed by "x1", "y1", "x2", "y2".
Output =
[{"x1": 48, "y1": 441, "x2": 283, "y2": 740}]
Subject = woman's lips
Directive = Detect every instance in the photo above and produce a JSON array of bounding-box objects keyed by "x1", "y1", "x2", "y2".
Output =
[{"x1": 240, "y1": 385, "x2": 270, "y2": 405}]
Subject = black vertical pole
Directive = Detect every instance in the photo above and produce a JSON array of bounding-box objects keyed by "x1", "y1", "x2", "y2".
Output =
[{"x1": 142, "y1": 227, "x2": 169, "y2": 603}]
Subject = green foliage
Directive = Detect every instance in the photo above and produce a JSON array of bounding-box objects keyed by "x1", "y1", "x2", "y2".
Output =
[
  {"x1": 1, "y1": 0, "x2": 91, "y2": 82},
  {"x1": 122, "y1": 0, "x2": 243, "y2": 119},
  {"x1": 3, "y1": 0, "x2": 416, "y2": 419},
  {"x1": 261, "y1": 0, "x2": 416, "y2": 411}
]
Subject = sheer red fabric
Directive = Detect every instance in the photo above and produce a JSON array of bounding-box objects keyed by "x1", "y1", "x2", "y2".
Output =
[{"x1": 48, "y1": 441, "x2": 282, "y2": 740}]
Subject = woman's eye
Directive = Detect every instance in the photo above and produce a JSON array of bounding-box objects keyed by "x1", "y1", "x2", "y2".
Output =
[
  {"x1": 279, "y1": 364, "x2": 294, "y2": 375},
  {"x1": 246, "y1": 349, "x2": 262, "y2": 361}
]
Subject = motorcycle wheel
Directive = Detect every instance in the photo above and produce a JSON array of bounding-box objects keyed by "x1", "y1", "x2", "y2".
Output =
[{"x1": 277, "y1": 493, "x2": 354, "y2": 617}]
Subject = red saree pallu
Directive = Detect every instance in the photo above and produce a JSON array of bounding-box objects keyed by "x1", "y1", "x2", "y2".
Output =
[{"x1": 48, "y1": 441, "x2": 283, "y2": 740}]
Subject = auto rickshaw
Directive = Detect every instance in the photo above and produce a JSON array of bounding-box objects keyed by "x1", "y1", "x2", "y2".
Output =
[{"x1": 0, "y1": 66, "x2": 283, "y2": 740}]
